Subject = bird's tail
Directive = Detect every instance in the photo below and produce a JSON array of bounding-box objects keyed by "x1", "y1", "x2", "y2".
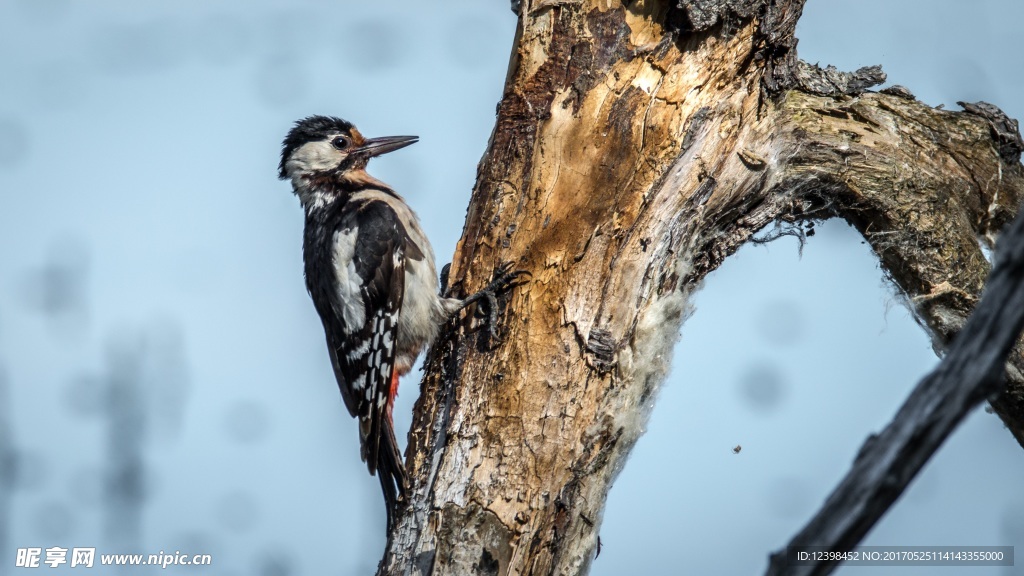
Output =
[
  {"x1": 376, "y1": 415, "x2": 409, "y2": 532},
  {"x1": 360, "y1": 371, "x2": 409, "y2": 532}
]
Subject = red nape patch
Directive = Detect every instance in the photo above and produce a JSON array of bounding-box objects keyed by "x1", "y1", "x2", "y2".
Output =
[{"x1": 386, "y1": 370, "x2": 400, "y2": 422}]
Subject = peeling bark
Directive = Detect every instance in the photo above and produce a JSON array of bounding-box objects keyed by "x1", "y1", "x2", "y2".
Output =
[
  {"x1": 787, "y1": 62, "x2": 885, "y2": 97},
  {"x1": 377, "y1": 1, "x2": 1024, "y2": 574}
]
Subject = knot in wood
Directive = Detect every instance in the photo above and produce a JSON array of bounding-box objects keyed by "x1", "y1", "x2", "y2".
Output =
[{"x1": 585, "y1": 328, "x2": 617, "y2": 373}]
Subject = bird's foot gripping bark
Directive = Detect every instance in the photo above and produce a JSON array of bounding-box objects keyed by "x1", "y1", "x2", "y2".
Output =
[{"x1": 449, "y1": 262, "x2": 529, "y2": 343}]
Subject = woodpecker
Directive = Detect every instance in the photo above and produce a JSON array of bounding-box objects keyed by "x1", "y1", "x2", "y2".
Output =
[{"x1": 279, "y1": 115, "x2": 518, "y2": 531}]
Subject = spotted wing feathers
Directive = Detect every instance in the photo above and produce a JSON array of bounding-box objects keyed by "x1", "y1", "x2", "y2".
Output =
[{"x1": 319, "y1": 200, "x2": 407, "y2": 517}]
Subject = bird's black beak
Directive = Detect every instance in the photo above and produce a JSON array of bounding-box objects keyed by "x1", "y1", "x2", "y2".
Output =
[{"x1": 357, "y1": 135, "x2": 419, "y2": 158}]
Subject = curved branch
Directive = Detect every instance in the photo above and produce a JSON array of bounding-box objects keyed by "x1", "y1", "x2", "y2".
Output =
[{"x1": 772, "y1": 91, "x2": 1024, "y2": 446}]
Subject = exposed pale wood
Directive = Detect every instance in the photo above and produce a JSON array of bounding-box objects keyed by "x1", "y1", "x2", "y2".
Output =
[{"x1": 376, "y1": 1, "x2": 1024, "y2": 574}]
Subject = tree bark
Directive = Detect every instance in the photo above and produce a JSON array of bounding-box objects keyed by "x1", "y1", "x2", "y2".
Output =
[{"x1": 378, "y1": 1, "x2": 1024, "y2": 574}]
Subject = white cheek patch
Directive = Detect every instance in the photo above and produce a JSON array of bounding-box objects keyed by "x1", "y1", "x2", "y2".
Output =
[{"x1": 287, "y1": 140, "x2": 343, "y2": 175}]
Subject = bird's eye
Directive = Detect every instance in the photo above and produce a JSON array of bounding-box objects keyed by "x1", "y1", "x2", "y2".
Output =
[{"x1": 331, "y1": 136, "x2": 349, "y2": 150}]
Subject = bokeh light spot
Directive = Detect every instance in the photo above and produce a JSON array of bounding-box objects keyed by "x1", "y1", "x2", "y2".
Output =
[
  {"x1": 253, "y1": 57, "x2": 308, "y2": 107},
  {"x1": 342, "y1": 19, "x2": 405, "y2": 71},
  {"x1": 65, "y1": 374, "x2": 108, "y2": 418},
  {"x1": 737, "y1": 362, "x2": 788, "y2": 413},
  {"x1": 0, "y1": 119, "x2": 30, "y2": 170},
  {"x1": 258, "y1": 548, "x2": 297, "y2": 576},
  {"x1": 68, "y1": 465, "x2": 105, "y2": 506},
  {"x1": 223, "y1": 400, "x2": 271, "y2": 444},
  {"x1": 754, "y1": 298, "x2": 803, "y2": 346},
  {"x1": 13, "y1": 0, "x2": 71, "y2": 22},
  {"x1": 765, "y1": 476, "x2": 811, "y2": 519},
  {"x1": 33, "y1": 500, "x2": 77, "y2": 540},
  {"x1": 31, "y1": 61, "x2": 90, "y2": 111},
  {"x1": 445, "y1": 15, "x2": 504, "y2": 70},
  {"x1": 10, "y1": 450, "x2": 48, "y2": 492},
  {"x1": 216, "y1": 490, "x2": 260, "y2": 533},
  {"x1": 90, "y1": 20, "x2": 188, "y2": 76},
  {"x1": 191, "y1": 14, "x2": 250, "y2": 66}
]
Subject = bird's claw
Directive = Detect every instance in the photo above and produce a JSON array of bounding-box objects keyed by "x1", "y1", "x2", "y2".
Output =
[
  {"x1": 485, "y1": 262, "x2": 530, "y2": 295},
  {"x1": 475, "y1": 262, "x2": 529, "y2": 343}
]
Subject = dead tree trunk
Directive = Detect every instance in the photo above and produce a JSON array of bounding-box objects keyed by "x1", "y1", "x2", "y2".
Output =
[{"x1": 379, "y1": 1, "x2": 1024, "y2": 574}]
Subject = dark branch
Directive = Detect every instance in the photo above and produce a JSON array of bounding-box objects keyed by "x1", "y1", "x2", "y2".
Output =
[
  {"x1": 766, "y1": 203, "x2": 1024, "y2": 576},
  {"x1": 959, "y1": 101, "x2": 1024, "y2": 163}
]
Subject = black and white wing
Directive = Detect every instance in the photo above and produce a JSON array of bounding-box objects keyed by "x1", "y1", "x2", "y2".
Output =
[{"x1": 315, "y1": 199, "x2": 408, "y2": 509}]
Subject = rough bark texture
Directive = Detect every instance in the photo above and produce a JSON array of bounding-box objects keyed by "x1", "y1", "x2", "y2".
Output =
[{"x1": 377, "y1": 1, "x2": 1024, "y2": 574}]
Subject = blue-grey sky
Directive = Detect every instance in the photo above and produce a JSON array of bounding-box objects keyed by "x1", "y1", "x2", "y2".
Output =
[{"x1": 0, "y1": 1, "x2": 1022, "y2": 575}]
